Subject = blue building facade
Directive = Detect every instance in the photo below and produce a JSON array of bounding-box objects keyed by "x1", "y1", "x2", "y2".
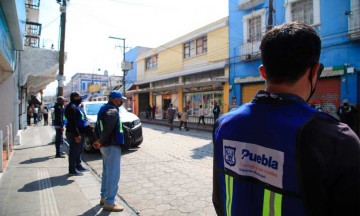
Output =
[
  {"x1": 124, "y1": 46, "x2": 151, "y2": 92},
  {"x1": 229, "y1": 0, "x2": 360, "y2": 118}
]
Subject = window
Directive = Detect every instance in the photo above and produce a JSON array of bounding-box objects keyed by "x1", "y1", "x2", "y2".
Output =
[
  {"x1": 196, "y1": 36, "x2": 207, "y2": 55},
  {"x1": 241, "y1": 8, "x2": 265, "y2": 59},
  {"x1": 184, "y1": 36, "x2": 207, "y2": 59},
  {"x1": 248, "y1": 16, "x2": 262, "y2": 42},
  {"x1": 145, "y1": 54, "x2": 158, "y2": 70},
  {"x1": 285, "y1": 0, "x2": 320, "y2": 26},
  {"x1": 291, "y1": 0, "x2": 313, "y2": 24},
  {"x1": 242, "y1": 8, "x2": 266, "y2": 44}
]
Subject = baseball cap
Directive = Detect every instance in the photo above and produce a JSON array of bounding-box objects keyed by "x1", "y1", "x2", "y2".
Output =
[
  {"x1": 70, "y1": 91, "x2": 83, "y2": 100},
  {"x1": 109, "y1": 90, "x2": 127, "y2": 100}
]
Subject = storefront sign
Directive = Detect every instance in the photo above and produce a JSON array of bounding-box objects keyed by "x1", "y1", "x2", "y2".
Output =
[
  {"x1": 234, "y1": 76, "x2": 264, "y2": 84},
  {"x1": 184, "y1": 85, "x2": 222, "y2": 92}
]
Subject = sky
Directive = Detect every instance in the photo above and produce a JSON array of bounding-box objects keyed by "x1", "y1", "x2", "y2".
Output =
[{"x1": 40, "y1": 0, "x2": 228, "y2": 96}]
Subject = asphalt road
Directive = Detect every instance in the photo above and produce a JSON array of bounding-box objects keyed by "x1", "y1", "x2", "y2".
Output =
[{"x1": 83, "y1": 122, "x2": 216, "y2": 216}]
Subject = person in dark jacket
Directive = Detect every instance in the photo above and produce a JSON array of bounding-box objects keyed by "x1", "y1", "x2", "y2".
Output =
[
  {"x1": 53, "y1": 97, "x2": 66, "y2": 158},
  {"x1": 92, "y1": 90, "x2": 127, "y2": 212},
  {"x1": 213, "y1": 22, "x2": 360, "y2": 216},
  {"x1": 337, "y1": 98, "x2": 359, "y2": 134},
  {"x1": 212, "y1": 102, "x2": 220, "y2": 123},
  {"x1": 64, "y1": 92, "x2": 89, "y2": 176}
]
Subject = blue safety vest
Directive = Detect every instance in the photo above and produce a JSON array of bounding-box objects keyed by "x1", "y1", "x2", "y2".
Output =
[
  {"x1": 52, "y1": 105, "x2": 67, "y2": 126},
  {"x1": 68, "y1": 103, "x2": 87, "y2": 128},
  {"x1": 96, "y1": 103, "x2": 124, "y2": 146},
  {"x1": 213, "y1": 91, "x2": 331, "y2": 216}
]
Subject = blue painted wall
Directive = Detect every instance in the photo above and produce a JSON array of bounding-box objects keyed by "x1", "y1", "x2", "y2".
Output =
[
  {"x1": 125, "y1": 46, "x2": 151, "y2": 85},
  {"x1": 229, "y1": 0, "x2": 360, "y2": 105}
]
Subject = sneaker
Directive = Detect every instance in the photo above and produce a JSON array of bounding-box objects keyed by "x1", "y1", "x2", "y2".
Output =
[
  {"x1": 55, "y1": 154, "x2": 65, "y2": 158},
  {"x1": 77, "y1": 166, "x2": 90, "y2": 172},
  {"x1": 68, "y1": 170, "x2": 84, "y2": 176},
  {"x1": 100, "y1": 197, "x2": 105, "y2": 205},
  {"x1": 103, "y1": 204, "x2": 124, "y2": 212}
]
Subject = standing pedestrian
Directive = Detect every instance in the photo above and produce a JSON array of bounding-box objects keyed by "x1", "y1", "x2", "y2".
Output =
[
  {"x1": 197, "y1": 105, "x2": 205, "y2": 126},
  {"x1": 27, "y1": 104, "x2": 34, "y2": 126},
  {"x1": 212, "y1": 101, "x2": 220, "y2": 123},
  {"x1": 337, "y1": 99, "x2": 359, "y2": 134},
  {"x1": 179, "y1": 107, "x2": 189, "y2": 131},
  {"x1": 146, "y1": 104, "x2": 151, "y2": 120},
  {"x1": 167, "y1": 103, "x2": 176, "y2": 130},
  {"x1": 64, "y1": 92, "x2": 89, "y2": 176},
  {"x1": 213, "y1": 22, "x2": 360, "y2": 216},
  {"x1": 33, "y1": 105, "x2": 39, "y2": 124},
  {"x1": 53, "y1": 96, "x2": 67, "y2": 158},
  {"x1": 42, "y1": 106, "x2": 49, "y2": 126},
  {"x1": 92, "y1": 90, "x2": 127, "y2": 212},
  {"x1": 151, "y1": 103, "x2": 156, "y2": 120}
]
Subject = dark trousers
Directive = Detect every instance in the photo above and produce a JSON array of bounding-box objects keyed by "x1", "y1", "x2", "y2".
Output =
[
  {"x1": 66, "y1": 132, "x2": 85, "y2": 172},
  {"x1": 27, "y1": 114, "x2": 32, "y2": 126},
  {"x1": 214, "y1": 114, "x2": 219, "y2": 123},
  {"x1": 55, "y1": 128, "x2": 63, "y2": 156},
  {"x1": 43, "y1": 114, "x2": 48, "y2": 125},
  {"x1": 33, "y1": 113, "x2": 38, "y2": 124},
  {"x1": 179, "y1": 121, "x2": 189, "y2": 130},
  {"x1": 198, "y1": 116, "x2": 205, "y2": 125}
]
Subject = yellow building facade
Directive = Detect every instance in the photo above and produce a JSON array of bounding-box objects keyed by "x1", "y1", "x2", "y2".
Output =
[{"x1": 129, "y1": 17, "x2": 229, "y2": 124}]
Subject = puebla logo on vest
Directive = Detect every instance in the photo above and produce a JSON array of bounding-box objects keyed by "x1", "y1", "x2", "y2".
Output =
[
  {"x1": 224, "y1": 146, "x2": 236, "y2": 166},
  {"x1": 241, "y1": 149, "x2": 278, "y2": 170}
]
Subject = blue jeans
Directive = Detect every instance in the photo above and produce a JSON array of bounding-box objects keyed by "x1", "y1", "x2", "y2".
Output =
[
  {"x1": 100, "y1": 145, "x2": 121, "y2": 205},
  {"x1": 55, "y1": 128, "x2": 63, "y2": 156},
  {"x1": 66, "y1": 132, "x2": 85, "y2": 172}
]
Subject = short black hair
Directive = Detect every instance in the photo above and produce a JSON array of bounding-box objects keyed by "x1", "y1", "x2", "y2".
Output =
[{"x1": 260, "y1": 22, "x2": 321, "y2": 84}]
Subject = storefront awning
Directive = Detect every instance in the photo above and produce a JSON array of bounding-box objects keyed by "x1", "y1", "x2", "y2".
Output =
[{"x1": 19, "y1": 46, "x2": 62, "y2": 95}]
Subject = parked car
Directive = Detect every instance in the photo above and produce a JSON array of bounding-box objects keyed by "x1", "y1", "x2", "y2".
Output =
[{"x1": 82, "y1": 101, "x2": 143, "y2": 152}]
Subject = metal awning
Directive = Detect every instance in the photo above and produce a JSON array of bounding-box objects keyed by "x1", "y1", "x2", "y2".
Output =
[{"x1": 19, "y1": 46, "x2": 62, "y2": 95}]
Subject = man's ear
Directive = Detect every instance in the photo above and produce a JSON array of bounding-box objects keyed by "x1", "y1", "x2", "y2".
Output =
[
  {"x1": 259, "y1": 65, "x2": 267, "y2": 80},
  {"x1": 310, "y1": 63, "x2": 321, "y2": 83}
]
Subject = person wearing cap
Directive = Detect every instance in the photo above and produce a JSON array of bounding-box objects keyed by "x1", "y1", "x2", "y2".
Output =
[
  {"x1": 53, "y1": 96, "x2": 67, "y2": 158},
  {"x1": 213, "y1": 22, "x2": 360, "y2": 215},
  {"x1": 337, "y1": 99, "x2": 359, "y2": 134},
  {"x1": 92, "y1": 90, "x2": 127, "y2": 212},
  {"x1": 64, "y1": 91, "x2": 89, "y2": 176}
]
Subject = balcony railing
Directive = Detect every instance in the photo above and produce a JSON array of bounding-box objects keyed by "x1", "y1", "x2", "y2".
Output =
[
  {"x1": 239, "y1": 41, "x2": 261, "y2": 61},
  {"x1": 26, "y1": 21, "x2": 42, "y2": 37},
  {"x1": 25, "y1": 0, "x2": 40, "y2": 9},
  {"x1": 25, "y1": 36, "x2": 40, "y2": 48},
  {"x1": 348, "y1": 7, "x2": 360, "y2": 40}
]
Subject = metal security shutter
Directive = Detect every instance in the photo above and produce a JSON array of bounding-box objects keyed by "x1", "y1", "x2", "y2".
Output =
[
  {"x1": 241, "y1": 83, "x2": 265, "y2": 104},
  {"x1": 308, "y1": 77, "x2": 341, "y2": 118}
]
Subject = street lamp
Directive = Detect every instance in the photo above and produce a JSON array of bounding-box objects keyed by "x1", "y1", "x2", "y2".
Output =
[{"x1": 108, "y1": 36, "x2": 132, "y2": 95}]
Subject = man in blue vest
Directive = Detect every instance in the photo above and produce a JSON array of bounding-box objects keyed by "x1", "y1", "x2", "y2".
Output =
[
  {"x1": 92, "y1": 90, "x2": 127, "y2": 212},
  {"x1": 65, "y1": 91, "x2": 89, "y2": 176},
  {"x1": 213, "y1": 22, "x2": 360, "y2": 216}
]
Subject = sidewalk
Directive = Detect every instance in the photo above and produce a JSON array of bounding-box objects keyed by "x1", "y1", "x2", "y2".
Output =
[{"x1": 0, "y1": 124, "x2": 136, "y2": 216}]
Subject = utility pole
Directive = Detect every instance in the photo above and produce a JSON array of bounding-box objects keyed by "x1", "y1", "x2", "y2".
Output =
[
  {"x1": 57, "y1": 0, "x2": 67, "y2": 97},
  {"x1": 109, "y1": 36, "x2": 131, "y2": 95},
  {"x1": 267, "y1": 0, "x2": 274, "y2": 31}
]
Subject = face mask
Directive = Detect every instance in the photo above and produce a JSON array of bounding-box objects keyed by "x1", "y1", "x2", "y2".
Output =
[
  {"x1": 73, "y1": 99, "x2": 82, "y2": 105},
  {"x1": 343, "y1": 103, "x2": 348, "y2": 106}
]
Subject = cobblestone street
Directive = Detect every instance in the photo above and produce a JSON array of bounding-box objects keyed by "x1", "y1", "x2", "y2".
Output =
[{"x1": 84, "y1": 123, "x2": 216, "y2": 216}]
